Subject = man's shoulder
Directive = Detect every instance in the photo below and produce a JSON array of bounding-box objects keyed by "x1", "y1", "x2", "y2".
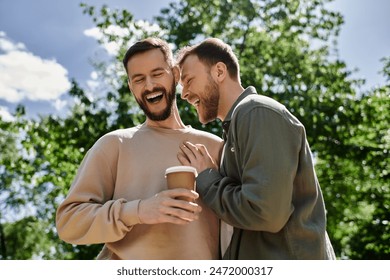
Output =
[
  {"x1": 239, "y1": 93, "x2": 285, "y2": 112},
  {"x1": 187, "y1": 127, "x2": 223, "y2": 143},
  {"x1": 92, "y1": 126, "x2": 141, "y2": 149},
  {"x1": 231, "y1": 92, "x2": 289, "y2": 123},
  {"x1": 235, "y1": 93, "x2": 304, "y2": 132},
  {"x1": 105, "y1": 126, "x2": 141, "y2": 138}
]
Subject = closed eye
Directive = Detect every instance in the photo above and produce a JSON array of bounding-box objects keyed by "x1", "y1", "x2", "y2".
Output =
[
  {"x1": 133, "y1": 77, "x2": 145, "y2": 84},
  {"x1": 153, "y1": 72, "x2": 164, "y2": 78}
]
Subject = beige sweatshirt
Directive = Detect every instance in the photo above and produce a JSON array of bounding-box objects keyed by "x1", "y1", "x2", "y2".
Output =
[{"x1": 56, "y1": 123, "x2": 223, "y2": 260}]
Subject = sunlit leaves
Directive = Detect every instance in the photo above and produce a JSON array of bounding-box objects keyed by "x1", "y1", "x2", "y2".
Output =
[{"x1": 0, "y1": 0, "x2": 388, "y2": 259}]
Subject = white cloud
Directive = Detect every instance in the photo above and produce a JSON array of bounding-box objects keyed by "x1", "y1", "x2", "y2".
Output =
[
  {"x1": 0, "y1": 35, "x2": 26, "y2": 52},
  {"x1": 0, "y1": 105, "x2": 15, "y2": 122},
  {"x1": 0, "y1": 33, "x2": 71, "y2": 104},
  {"x1": 83, "y1": 27, "x2": 103, "y2": 41},
  {"x1": 84, "y1": 26, "x2": 125, "y2": 56},
  {"x1": 83, "y1": 20, "x2": 166, "y2": 56}
]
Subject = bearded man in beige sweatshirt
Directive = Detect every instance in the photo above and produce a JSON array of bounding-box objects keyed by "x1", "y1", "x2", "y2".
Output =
[{"x1": 56, "y1": 38, "x2": 223, "y2": 260}]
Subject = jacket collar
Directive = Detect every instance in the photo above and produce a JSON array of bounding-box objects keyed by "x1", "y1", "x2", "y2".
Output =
[{"x1": 221, "y1": 86, "x2": 257, "y2": 140}]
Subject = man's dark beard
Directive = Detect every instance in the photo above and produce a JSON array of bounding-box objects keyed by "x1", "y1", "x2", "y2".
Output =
[{"x1": 136, "y1": 81, "x2": 177, "y2": 121}]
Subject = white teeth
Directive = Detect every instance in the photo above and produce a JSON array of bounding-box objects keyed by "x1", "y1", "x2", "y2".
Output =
[
  {"x1": 194, "y1": 99, "x2": 200, "y2": 106},
  {"x1": 146, "y1": 92, "x2": 163, "y2": 100}
]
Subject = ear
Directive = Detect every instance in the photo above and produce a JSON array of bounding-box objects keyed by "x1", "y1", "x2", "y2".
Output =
[
  {"x1": 172, "y1": 65, "x2": 180, "y2": 83},
  {"x1": 211, "y1": 62, "x2": 227, "y2": 83}
]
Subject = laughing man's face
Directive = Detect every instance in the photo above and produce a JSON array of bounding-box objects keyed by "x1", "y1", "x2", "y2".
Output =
[{"x1": 127, "y1": 48, "x2": 177, "y2": 121}]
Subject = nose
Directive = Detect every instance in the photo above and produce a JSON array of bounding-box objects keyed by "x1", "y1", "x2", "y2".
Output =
[
  {"x1": 145, "y1": 76, "x2": 155, "y2": 91},
  {"x1": 181, "y1": 85, "x2": 189, "y2": 100}
]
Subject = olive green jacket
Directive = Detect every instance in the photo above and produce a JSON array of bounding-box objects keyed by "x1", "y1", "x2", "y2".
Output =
[{"x1": 197, "y1": 87, "x2": 335, "y2": 259}]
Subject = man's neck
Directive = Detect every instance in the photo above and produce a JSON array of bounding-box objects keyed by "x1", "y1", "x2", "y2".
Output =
[
  {"x1": 146, "y1": 105, "x2": 186, "y2": 129},
  {"x1": 218, "y1": 82, "x2": 245, "y2": 121}
]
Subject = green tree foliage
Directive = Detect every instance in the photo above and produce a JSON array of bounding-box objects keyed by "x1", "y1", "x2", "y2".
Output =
[{"x1": 0, "y1": 0, "x2": 388, "y2": 259}]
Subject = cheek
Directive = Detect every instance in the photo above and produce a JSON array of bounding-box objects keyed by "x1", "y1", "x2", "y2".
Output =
[{"x1": 188, "y1": 82, "x2": 201, "y2": 94}]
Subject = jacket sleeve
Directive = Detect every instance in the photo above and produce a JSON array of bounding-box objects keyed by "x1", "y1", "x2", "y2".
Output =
[
  {"x1": 197, "y1": 106, "x2": 302, "y2": 232},
  {"x1": 56, "y1": 138, "x2": 141, "y2": 245}
]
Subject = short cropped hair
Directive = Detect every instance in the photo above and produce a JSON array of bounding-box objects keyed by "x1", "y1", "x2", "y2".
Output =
[
  {"x1": 176, "y1": 38, "x2": 240, "y2": 81},
  {"x1": 122, "y1": 37, "x2": 174, "y2": 73}
]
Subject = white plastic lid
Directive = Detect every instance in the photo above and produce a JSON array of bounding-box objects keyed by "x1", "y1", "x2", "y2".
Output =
[{"x1": 165, "y1": 166, "x2": 197, "y2": 176}]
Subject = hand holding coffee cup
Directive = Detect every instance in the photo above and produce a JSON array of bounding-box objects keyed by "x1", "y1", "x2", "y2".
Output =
[
  {"x1": 136, "y1": 188, "x2": 201, "y2": 224},
  {"x1": 165, "y1": 166, "x2": 197, "y2": 202}
]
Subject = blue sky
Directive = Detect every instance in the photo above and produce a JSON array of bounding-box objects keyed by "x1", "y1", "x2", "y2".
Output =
[{"x1": 0, "y1": 0, "x2": 389, "y2": 121}]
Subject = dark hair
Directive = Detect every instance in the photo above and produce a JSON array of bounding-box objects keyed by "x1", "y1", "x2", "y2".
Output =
[
  {"x1": 122, "y1": 37, "x2": 174, "y2": 73},
  {"x1": 176, "y1": 38, "x2": 240, "y2": 81}
]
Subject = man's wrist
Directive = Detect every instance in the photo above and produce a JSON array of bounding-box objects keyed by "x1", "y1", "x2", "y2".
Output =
[{"x1": 196, "y1": 168, "x2": 221, "y2": 194}]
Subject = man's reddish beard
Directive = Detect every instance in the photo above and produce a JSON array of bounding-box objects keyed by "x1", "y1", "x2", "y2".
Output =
[{"x1": 199, "y1": 75, "x2": 219, "y2": 124}]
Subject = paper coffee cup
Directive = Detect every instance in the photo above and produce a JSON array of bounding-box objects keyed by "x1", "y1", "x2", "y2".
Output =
[{"x1": 165, "y1": 166, "x2": 197, "y2": 201}]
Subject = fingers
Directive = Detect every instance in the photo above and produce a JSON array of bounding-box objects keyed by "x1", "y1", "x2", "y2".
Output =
[
  {"x1": 161, "y1": 190, "x2": 201, "y2": 223},
  {"x1": 138, "y1": 189, "x2": 202, "y2": 225},
  {"x1": 166, "y1": 188, "x2": 200, "y2": 200},
  {"x1": 195, "y1": 144, "x2": 208, "y2": 157},
  {"x1": 183, "y1": 141, "x2": 202, "y2": 157},
  {"x1": 177, "y1": 150, "x2": 190, "y2": 165},
  {"x1": 179, "y1": 142, "x2": 207, "y2": 165},
  {"x1": 162, "y1": 197, "x2": 201, "y2": 224},
  {"x1": 178, "y1": 141, "x2": 217, "y2": 173},
  {"x1": 179, "y1": 142, "x2": 197, "y2": 163},
  {"x1": 165, "y1": 200, "x2": 201, "y2": 219}
]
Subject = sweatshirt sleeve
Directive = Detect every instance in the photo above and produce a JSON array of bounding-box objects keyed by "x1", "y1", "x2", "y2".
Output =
[
  {"x1": 196, "y1": 106, "x2": 302, "y2": 232},
  {"x1": 56, "y1": 137, "x2": 141, "y2": 245}
]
